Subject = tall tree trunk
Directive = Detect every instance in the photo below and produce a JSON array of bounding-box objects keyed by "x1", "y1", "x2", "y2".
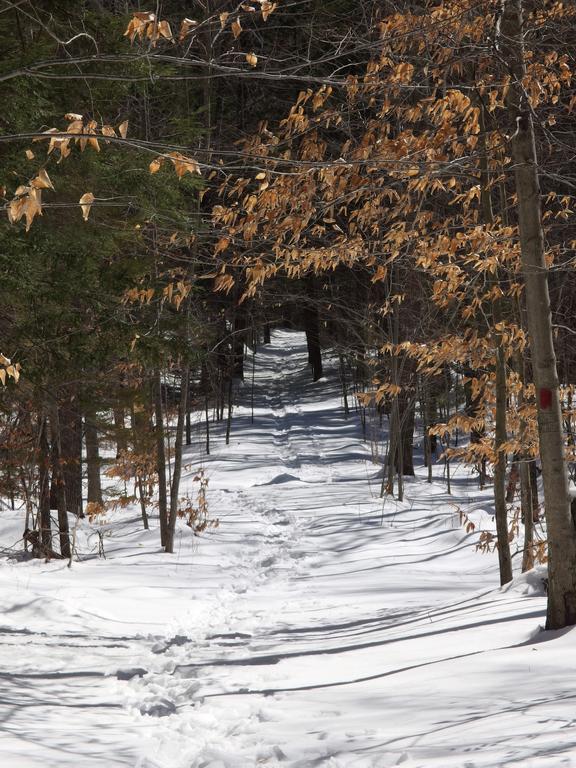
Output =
[
  {"x1": 85, "y1": 410, "x2": 103, "y2": 506},
  {"x1": 50, "y1": 406, "x2": 71, "y2": 559},
  {"x1": 166, "y1": 366, "x2": 190, "y2": 554},
  {"x1": 59, "y1": 399, "x2": 83, "y2": 518},
  {"x1": 232, "y1": 302, "x2": 246, "y2": 379},
  {"x1": 154, "y1": 370, "x2": 168, "y2": 548},
  {"x1": 396, "y1": 395, "x2": 415, "y2": 476},
  {"x1": 113, "y1": 408, "x2": 127, "y2": 459},
  {"x1": 501, "y1": 0, "x2": 576, "y2": 628},
  {"x1": 304, "y1": 277, "x2": 323, "y2": 381},
  {"x1": 464, "y1": 368, "x2": 487, "y2": 487},
  {"x1": 37, "y1": 415, "x2": 52, "y2": 552},
  {"x1": 479, "y1": 99, "x2": 512, "y2": 585},
  {"x1": 494, "y1": 346, "x2": 513, "y2": 584}
]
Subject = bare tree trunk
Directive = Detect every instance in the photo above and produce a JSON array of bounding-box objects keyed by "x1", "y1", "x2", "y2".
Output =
[
  {"x1": 154, "y1": 370, "x2": 168, "y2": 548},
  {"x1": 494, "y1": 346, "x2": 513, "y2": 584},
  {"x1": 232, "y1": 303, "x2": 246, "y2": 379},
  {"x1": 396, "y1": 395, "x2": 415, "y2": 477},
  {"x1": 166, "y1": 366, "x2": 190, "y2": 554},
  {"x1": 339, "y1": 354, "x2": 349, "y2": 417},
  {"x1": 479, "y1": 98, "x2": 513, "y2": 585},
  {"x1": 137, "y1": 476, "x2": 150, "y2": 530},
  {"x1": 501, "y1": 0, "x2": 576, "y2": 627},
  {"x1": 113, "y1": 408, "x2": 127, "y2": 459},
  {"x1": 85, "y1": 411, "x2": 103, "y2": 506},
  {"x1": 225, "y1": 376, "x2": 233, "y2": 445},
  {"x1": 60, "y1": 400, "x2": 83, "y2": 517},
  {"x1": 50, "y1": 406, "x2": 71, "y2": 559},
  {"x1": 304, "y1": 277, "x2": 323, "y2": 382},
  {"x1": 38, "y1": 415, "x2": 52, "y2": 552},
  {"x1": 520, "y1": 459, "x2": 534, "y2": 572},
  {"x1": 506, "y1": 459, "x2": 520, "y2": 504}
]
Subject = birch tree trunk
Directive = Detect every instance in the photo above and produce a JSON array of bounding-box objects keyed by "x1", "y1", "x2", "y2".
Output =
[{"x1": 501, "y1": 0, "x2": 576, "y2": 627}]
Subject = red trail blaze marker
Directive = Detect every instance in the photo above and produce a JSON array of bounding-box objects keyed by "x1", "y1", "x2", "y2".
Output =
[{"x1": 539, "y1": 387, "x2": 552, "y2": 410}]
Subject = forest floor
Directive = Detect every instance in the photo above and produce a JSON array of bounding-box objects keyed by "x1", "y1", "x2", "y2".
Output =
[{"x1": 0, "y1": 330, "x2": 574, "y2": 768}]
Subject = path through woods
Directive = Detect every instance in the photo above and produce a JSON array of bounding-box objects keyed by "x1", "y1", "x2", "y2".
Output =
[{"x1": 0, "y1": 331, "x2": 572, "y2": 768}]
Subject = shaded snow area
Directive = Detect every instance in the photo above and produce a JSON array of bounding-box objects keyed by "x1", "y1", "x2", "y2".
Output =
[{"x1": 1, "y1": 330, "x2": 575, "y2": 768}]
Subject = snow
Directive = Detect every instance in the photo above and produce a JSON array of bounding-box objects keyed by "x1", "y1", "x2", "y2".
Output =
[{"x1": 0, "y1": 329, "x2": 574, "y2": 768}]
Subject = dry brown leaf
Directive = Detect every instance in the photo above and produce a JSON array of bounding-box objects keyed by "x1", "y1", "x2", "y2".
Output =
[
  {"x1": 167, "y1": 151, "x2": 201, "y2": 177},
  {"x1": 179, "y1": 18, "x2": 198, "y2": 41},
  {"x1": 25, "y1": 188, "x2": 42, "y2": 231},
  {"x1": 64, "y1": 112, "x2": 83, "y2": 121},
  {"x1": 261, "y1": 1, "x2": 277, "y2": 21},
  {"x1": 66, "y1": 119, "x2": 83, "y2": 135},
  {"x1": 31, "y1": 168, "x2": 54, "y2": 190},
  {"x1": 25, "y1": 149, "x2": 35, "y2": 160},
  {"x1": 101, "y1": 125, "x2": 116, "y2": 139},
  {"x1": 6, "y1": 364, "x2": 20, "y2": 383},
  {"x1": 118, "y1": 120, "x2": 129, "y2": 139},
  {"x1": 149, "y1": 157, "x2": 163, "y2": 173},
  {"x1": 219, "y1": 11, "x2": 229, "y2": 28},
  {"x1": 158, "y1": 19, "x2": 172, "y2": 39},
  {"x1": 79, "y1": 192, "x2": 95, "y2": 222},
  {"x1": 8, "y1": 196, "x2": 27, "y2": 224},
  {"x1": 246, "y1": 52, "x2": 258, "y2": 67},
  {"x1": 255, "y1": 172, "x2": 266, "y2": 180},
  {"x1": 231, "y1": 18, "x2": 242, "y2": 38}
]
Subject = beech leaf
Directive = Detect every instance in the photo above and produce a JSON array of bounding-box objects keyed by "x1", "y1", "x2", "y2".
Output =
[
  {"x1": 231, "y1": 19, "x2": 242, "y2": 39},
  {"x1": 79, "y1": 192, "x2": 95, "y2": 222}
]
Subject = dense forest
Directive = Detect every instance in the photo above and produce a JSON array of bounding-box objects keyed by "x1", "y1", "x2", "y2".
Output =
[{"x1": 1, "y1": 0, "x2": 576, "y2": 635}]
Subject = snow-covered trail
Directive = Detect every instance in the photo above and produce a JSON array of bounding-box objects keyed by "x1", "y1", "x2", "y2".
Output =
[{"x1": 0, "y1": 330, "x2": 574, "y2": 768}]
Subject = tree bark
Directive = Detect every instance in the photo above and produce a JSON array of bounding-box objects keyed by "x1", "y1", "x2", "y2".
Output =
[
  {"x1": 49, "y1": 406, "x2": 71, "y2": 559},
  {"x1": 304, "y1": 277, "x2": 323, "y2": 381},
  {"x1": 113, "y1": 408, "x2": 127, "y2": 459},
  {"x1": 85, "y1": 411, "x2": 103, "y2": 506},
  {"x1": 154, "y1": 370, "x2": 168, "y2": 548},
  {"x1": 59, "y1": 400, "x2": 83, "y2": 517},
  {"x1": 494, "y1": 346, "x2": 513, "y2": 584},
  {"x1": 166, "y1": 366, "x2": 190, "y2": 554},
  {"x1": 37, "y1": 415, "x2": 52, "y2": 552},
  {"x1": 501, "y1": 0, "x2": 576, "y2": 627}
]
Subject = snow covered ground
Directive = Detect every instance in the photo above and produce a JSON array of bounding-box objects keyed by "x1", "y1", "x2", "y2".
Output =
[{"x1": 0, "y1": 330, "x2": 574, "y2": 768}]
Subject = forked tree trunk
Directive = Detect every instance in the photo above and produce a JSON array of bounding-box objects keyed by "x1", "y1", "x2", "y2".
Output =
[{"x1": 501, "y1": 0, "x2": 576, "y2": 627}]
